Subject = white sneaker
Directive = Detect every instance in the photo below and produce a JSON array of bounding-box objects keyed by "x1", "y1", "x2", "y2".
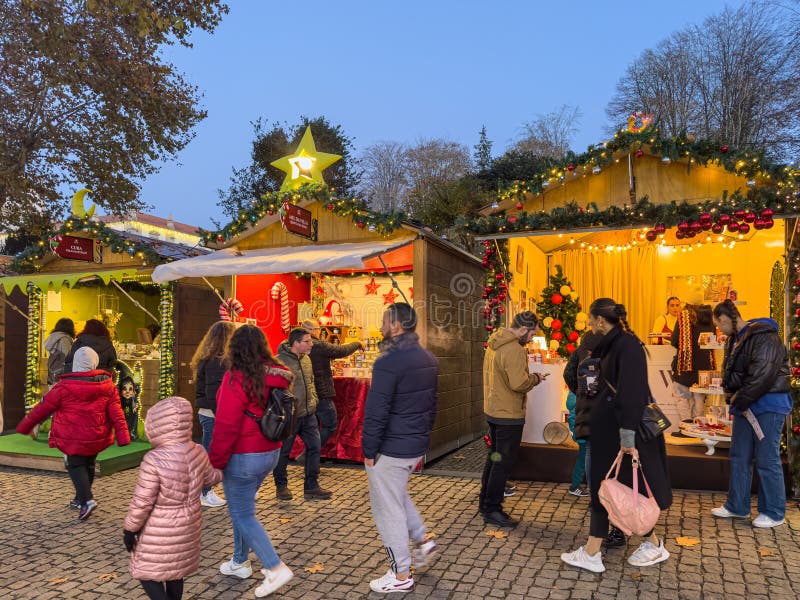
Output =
[
  {"x1": 219, "y1": 559, "x2": 253, "y2": 579},
  {"x1": 752, "y1": 514, "x2": 785, "y2": 528},
  {"x1": 412, "y1": 539, "x2": 438, "y2": 569},
  {"x1": 711, "y1": 505, "x2": 749, "y2": 519},
  {"x1": 627, "y1": 539, "x2": 670, "y2": 567},
  {"x1": 369, "y1": 570, "x2": 415, "y2": 593},
  {"x1": 255, "y1": 564, "x2": 294, "y2": 597},
  {"x1": 201, "y1": 490, "x2": 227, "y2": 508},
  {"x1": 560, "y1": 546, "x2": 605, "y2": 573}
]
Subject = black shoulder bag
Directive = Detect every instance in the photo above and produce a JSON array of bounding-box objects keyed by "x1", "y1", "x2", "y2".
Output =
[
  {"x1": 245, "y1": 387, "x2": 297, "y2": 442},
  {"x1": 604, "y1": 379, "x2": 671, "y2": 442}
]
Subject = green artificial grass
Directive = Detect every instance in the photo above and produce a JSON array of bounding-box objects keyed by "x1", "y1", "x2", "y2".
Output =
[{"x1": 0, "y1": 432, "x2": 151, "y2": 458}]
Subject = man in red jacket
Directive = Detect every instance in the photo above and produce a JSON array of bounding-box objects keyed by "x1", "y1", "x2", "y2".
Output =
[{"x1": 16, "y1": 347, "x2": 130, "y2": 520}]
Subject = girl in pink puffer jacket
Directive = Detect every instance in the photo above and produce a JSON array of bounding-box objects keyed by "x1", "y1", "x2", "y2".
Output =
[{"x1": 123, "y1": 396, "x2": 222, "y2": 600}]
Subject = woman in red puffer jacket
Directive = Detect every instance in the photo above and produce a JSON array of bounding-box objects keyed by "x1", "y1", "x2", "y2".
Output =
[
  {"x1": 16, "y1": 346, "x2": 130, "y2": 520},
  {"x1": 209, "y1": 325, "x2": 296, "y2": 598}
]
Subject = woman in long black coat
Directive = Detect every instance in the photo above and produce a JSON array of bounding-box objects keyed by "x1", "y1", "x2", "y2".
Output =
[{"x1": 561, "y1": 298, "x2": 672, "y2": 574}]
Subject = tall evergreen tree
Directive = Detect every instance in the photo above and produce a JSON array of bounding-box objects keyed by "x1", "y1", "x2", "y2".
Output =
[{"x1": 473, "y1": 126, "x2": 493, "y2": 172}]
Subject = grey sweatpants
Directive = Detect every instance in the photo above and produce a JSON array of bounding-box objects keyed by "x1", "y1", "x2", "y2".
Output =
[{"x1": 366, "y1": 454, "x2": 427, "y2": 575}]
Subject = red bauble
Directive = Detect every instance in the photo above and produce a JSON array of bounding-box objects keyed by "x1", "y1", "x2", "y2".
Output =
[
  {"x1": 499, "y1": 283, "x2": 508, "y2": 291},
  {"x1": 744, "y1": 212, "x2": 756, "y2": 223},
  {"x1": 498, "y1": 293, "x2": 506, "y2": 300},
  {"x1": 482, "y1": 260, "x2": 490, "y2": 267},
  {"x1": 738, "y1": 223, "x2": 751, "y2": 235},
  {"x1": 711, "y1": 223, "x2": 724, "y2": 234},
  {"x1": 495, "y1": 273, "x2": 504, "y2": 281},
  {"x1": 721, "y1": 145, "x2": 728, "y2": 152},
  {"x1": 483, "y1": 342, "x2": 488, "y2": 349},
  {"x1": 485, "y1": 324, "x2": 494, "y2": 331},
  {"x1": 793, "y1": 367, "x2": 800, "y2": 377},
  {"x1": 483, "y1": 240, "x2": 492, "y2": 246},
  {"x1": 484, "y1": 285, "x2": 493, "y2": 293},
  {"x1": 677, "y1": 222, "x2": 689, "y2": 233},
  {"x1": 675, "y1": 231, "x2": 685, "y2": 240},
  {"x1": 645, "y1": 230, "x2": 657, "y2": 242},
  {"x1": 760, "y1": 208, "x2": 774, "y2": 219},
  {"x1": 481, "y1": 292, "x2": 488, "y2": 299},
  {"x1": 551, "y1": 331, "x2": 563, "y2": 341},
  {"x1": 717, "y1": 214, "x2": 731, "y2": 225},
  {"x1": 690, "y1": 221, "x2": 703, "y2": 233},
  {"x1": 793, "y1": 342, "x2": 800, "y2": 351},
  {"x1": 268, "y1": 209, "x2": 275, "y2": 216},
  {"x1": 357, "y1": 221, "x2": 365, "y2": 228},
  {"x1": 796, "y1": 308, "x2": 800, "y2": 317},
  {"x1": 764, "y1": 218, "x2": 774, "y2": 229},
  {"x1": 326, "y1": 203, "x2": 334, "y2": 211},
  {"x1": 727, "y1": 222, "x2": 740, "y2": 233},
  {"x1": 654, "y1": 224, "x2": 666, "y2": 234},
  {"x1": 484, "y1": 434, "x2": 491, "y2": 447},
  {"x1": 551, "y1": 293, "x2": 563, "y2": 305},
  {"x1": 754, "y1": 219, "x2": 765, "y2": 230},
  {"x1": 508, "y1": 215, "x2": 517, "y2": 223},
  {"x1": 733, "y1": 209, "x2": 746, "y2": 220},
  {"x1": 498, "y1": 306, "x2": 505, "y2": 314},
  {"x1": 216, "y1": 234, "x2": 224, "y2": 242},
  {"x1": 636, "y1": 150, "x2": 644, "y2": 158},
  {"x1": 551, "y1": 319, "x2": 563, "y2": 330},
  {"x1": 568, "y1": 330, "x2": 580, "y2": 342},
  {"x1": 566, "y1": 343, "x2": 577, "y2": 354},
  {"x1": 793, "y1": 425, "x2": 800, "y2": 436},
  {"x1": 699, "y1": 212, "x2": 712, "y2": 224},
  {"x1": 567, "y1": 164, "x2": 575, "y2": 172},
  {"x1": 516, "y1": 202, "x2": 524, "y2": 210}
]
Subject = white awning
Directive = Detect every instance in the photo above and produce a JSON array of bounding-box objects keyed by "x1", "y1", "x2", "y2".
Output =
[{"x1": 151, "y1": 237, "x2": 416, "y2": 283}]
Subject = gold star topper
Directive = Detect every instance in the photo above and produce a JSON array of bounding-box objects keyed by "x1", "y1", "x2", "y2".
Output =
[{"x1": 271, "y1": 126, "x2": 341, "y2": 191}]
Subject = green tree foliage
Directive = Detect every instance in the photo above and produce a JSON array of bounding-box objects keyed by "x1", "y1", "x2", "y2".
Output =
[
  {"x1": 218, "y1": 115, "x2": 361, "y2": 221},
  {"x1": 476, "y1": 149, "x2": 555, "y2": 191},
  {"x1": 536, "y1": 265, "x2": 583, "y2": 358},
  {"x1": 0, "y1": 0, "x2": 229, "y2": 230},
  {"x1": 473, "y1": 125, "x2": 493, "y2": 172}
]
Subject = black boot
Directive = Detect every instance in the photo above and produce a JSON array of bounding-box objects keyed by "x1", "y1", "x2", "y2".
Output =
[{"x1": 602, "y1": 526, "x2": 626, "y2": 549}]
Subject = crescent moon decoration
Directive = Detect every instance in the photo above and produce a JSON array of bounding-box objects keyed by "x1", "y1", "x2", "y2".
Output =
[{"x1": 71, "y1": 188, "x2": 96, "y2": 219}]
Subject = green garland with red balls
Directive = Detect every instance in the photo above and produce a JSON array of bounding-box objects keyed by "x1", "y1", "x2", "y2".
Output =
[
  {"x1": 787, "y1": 240, "x2": 800, "y2": 497},
  {"x1": 479, "y1": 239, "x2": 511, "y2": 345}
]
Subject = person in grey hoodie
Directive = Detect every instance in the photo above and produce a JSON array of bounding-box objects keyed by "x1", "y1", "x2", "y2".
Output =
[
  {"x1": 45, "y1": 318, "x2": 76, "y2": 386},
  {"x1": 273, "y1": 328, "x2": 332, "y2": 501}
]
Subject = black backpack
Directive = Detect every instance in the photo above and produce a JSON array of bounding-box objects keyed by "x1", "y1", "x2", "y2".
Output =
[
  {"x1": 245, "y1": 387, "x2": 297, "y2": 442},
  {"x1": 577, "y1": 356, "x2": 602, "y2": 399}
]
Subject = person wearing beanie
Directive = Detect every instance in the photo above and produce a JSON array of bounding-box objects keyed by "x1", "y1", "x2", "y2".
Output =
[
  {"x1": 16, "y1": 346, "x2": 130, "y2": 520},
  {"x1": 479, "y1": 311, "x2": 545, "y2": 528}
]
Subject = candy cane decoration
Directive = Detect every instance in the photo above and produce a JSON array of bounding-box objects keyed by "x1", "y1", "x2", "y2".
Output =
[
  {"x1": 271, "y1": 282, "x2": 290, "y2": 333},
  {"x1": 219, "y1": 297, "x2": 244, "y2": 322}
]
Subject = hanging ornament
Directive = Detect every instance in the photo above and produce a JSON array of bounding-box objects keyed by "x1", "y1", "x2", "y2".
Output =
[
  {"x1": 326, "y1": 203, "x2": 334, "y2": 211},
  {"x1": 727, "y1": 222, "x2": 740, "y2": 233},
  {"x1": 551, "y1": 293, "x2": 563, "y2": 305},
  {"x1": 645, "y1": 230, "x2": 657, "y2": 242},
  {"x1": 508, "y1": 215, "x2": 517, "y2": 223},
  {"x1": 711, "y1": 223, "x2": 724, "y2": 234},
  {"x1": 551, "y1": 319, "x2": 563, "y2": 331},
  {"x1": 760, "y1": 208, "x2": 774, "y2": 219},
  {"x1": 733, "y1": 209, "x2": 746, "y2": 221},
  {"x1": 542, "y1": 317, "x2": 554, "y2": 328},
  {"x1": 270, "y1": 282, "x2": 291, "y2": 333},
  {"x1": 219, "y1": 298, "x2": 244, "y2": 322},
  {"x1": 365, "y1": 277, "x2": 380, "y2": 295},
  {"x1": 654, "y1": 224, "x2": 666, "y2": 234},
  {"x1": 568, "y1": 331, "x2": 580, "y2": 342},
  {"x1": 565, "y1": 343, "x2": 576, "y2": 354},
  {"x1": 516, "y1": 202, "x2": 524, "y2": 210},
  {"x1": 720, "y1": 145, "x2": 728, "y2": 153},
  {"x1": 382, "y1": 288, "x2": 399, "y2": 305},
  {"x1": 567, "y1": 164, "x2": 575, "y2": 172},
  {"x1": 551, "y1": 331, "x2": 563, "y2": 341},
  {"x1": 495, "y1": 273, "x2": 504, "y2": 281},
  {"x1": 764, "y1": 218, "x2": 774, "y2": 229},
  {"x1": 559, "y1": 285, "x2": 571, "y2": 296},
  {"x1": 635, "y1": 150, "x2": 644, "y2": 158},
  {"x1": 738, "y1": 222, "x2": 751, "y2": 235},
  {"x1": 677, "y1": 222, "x2": 689, "y2": 233},
  {"x1": 717, "y1": 214, "x2": 731, "y2": 225},
  {"x1": 744, "y1": 212, "x2": 756, "y2": 223}
]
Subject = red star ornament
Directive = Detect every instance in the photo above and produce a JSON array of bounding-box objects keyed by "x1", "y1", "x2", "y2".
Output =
[
  {"x1": 365, "y1": 277, "x2": 380, "y2": 295},
  {"x1": 383, "y1": 289, "x2": 399, "y2": 305}
]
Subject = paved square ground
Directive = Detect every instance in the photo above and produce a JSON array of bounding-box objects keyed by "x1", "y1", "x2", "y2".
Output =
[{"x1": 1, "y1": 462, "x2": 799, "y2": 599}]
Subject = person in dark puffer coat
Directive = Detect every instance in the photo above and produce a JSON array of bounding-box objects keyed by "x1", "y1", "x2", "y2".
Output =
[
  {"x1": 16, "y1": 346, "x2": 129, "y2": 519},
  {"x1": 64, "y1": 318, "x2": 117, "y2": 374},
  {"x1": 124, "y1": 397, "x2": 223, "y2": 600},
  {"x1": 709, "y1": 300, "x2": 791, "y2": 528}
]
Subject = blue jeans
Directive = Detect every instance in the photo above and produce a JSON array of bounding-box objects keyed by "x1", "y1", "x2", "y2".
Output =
[
  {"x1": 316, "y1": 397, "x2": 338, "y2": 448},
  {"x1": 273, "y1": 414, "x2": 322, "y2": 490},
  {"x1": 199, "y1": 414, "x2": 215, "y2": 495},
  {"x1": 725, "y1": 412, "x2": 787, "y2": 521},
  {"x1": 223, "y1": 451, "x2": 282, "y2": 568}
]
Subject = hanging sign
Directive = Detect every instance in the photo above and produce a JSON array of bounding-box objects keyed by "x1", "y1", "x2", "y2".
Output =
[
  {"x1": 54, "y1": 235, "x2": 102, "y2": 263},
  {"x1": 280, "y1": 202, "x2": 314, "y2": 240}
]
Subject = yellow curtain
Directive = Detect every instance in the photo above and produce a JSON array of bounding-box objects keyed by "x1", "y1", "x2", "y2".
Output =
[{"x1": 551, "y1": 246, "x2": 657, "y2": 342}]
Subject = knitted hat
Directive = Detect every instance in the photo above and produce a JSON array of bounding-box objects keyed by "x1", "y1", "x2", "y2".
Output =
[
  {"x1": 512, "y1": 311, "x2": 539, "y2": 329},
  {"x1": 73, "y1": 347, "x2": 99, "y2": 372}
]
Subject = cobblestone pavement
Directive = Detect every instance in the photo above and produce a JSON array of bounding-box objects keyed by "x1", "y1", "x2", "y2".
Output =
[{"x1": 2, "y1": 463, "x2": 800, "y2": 599}]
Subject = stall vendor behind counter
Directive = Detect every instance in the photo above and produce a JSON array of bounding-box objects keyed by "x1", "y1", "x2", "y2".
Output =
[{"x1": 650, "y1": 296, "x2": 682, "y2": 345}]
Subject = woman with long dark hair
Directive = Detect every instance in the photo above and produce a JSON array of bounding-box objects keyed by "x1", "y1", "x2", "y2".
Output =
[
  {"x1": 710, "y1": 300, "x2": 790, "y2": 528},
  {"x1": 561, "y1": 298, "x2": 672, "y2": 573},
  {"x1": 191, "y1": 320, "x2": 236, "y2": 508},
  {"x1": 64, "y1": 319, "x2": 117, "y2": 374},
  {"x1": 208, "y1": 325, "x2": 295, "y2": 597}
]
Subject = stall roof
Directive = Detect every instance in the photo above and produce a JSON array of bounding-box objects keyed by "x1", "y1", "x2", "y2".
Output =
[
  {"x1": 151, "y1": 237, "x2": 417, "y2": 283},
  {"x1": 0, "y1": 268, "x2": 145, "y2": 295}
]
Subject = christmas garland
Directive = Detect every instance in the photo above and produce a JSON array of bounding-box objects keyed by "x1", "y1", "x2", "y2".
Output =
[
  {"x1": 200, "y1": 183, "x2": 407, "y2": 245},
  {"x1": 158, "y1": 283, "x2": 175, "y2": 400},
  {"x1": 787, "y1": 243, "x2": 800, "y2": 497},
  {"x1": 10, "y1": 216, "x2": 164, "y2": 274},
  {"x1": 479, "y1": 239, "x2": 511, "y2": 344},
  {"x1": 24, "y1": 287, "x2": 43, "y2": 411}
]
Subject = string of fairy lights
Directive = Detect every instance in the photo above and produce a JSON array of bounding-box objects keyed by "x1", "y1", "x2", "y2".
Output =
[
  {"x1": 158, "y1": 284, "x2": 175, "y2": 400},
  {"x1": 24, "y1": 287, "x2": 43, "y2": 411}
]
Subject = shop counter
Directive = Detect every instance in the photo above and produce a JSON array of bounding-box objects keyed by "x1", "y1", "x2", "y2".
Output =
[
  {"x1": 289, "y1": 376, "x2": 371, "y2": 462},
  {"x1": 644, "y1": 344, "x2": 679, "y2": 432},
  {"x1": 522, "y1": 361, "x2": 568, "y2": 444}
]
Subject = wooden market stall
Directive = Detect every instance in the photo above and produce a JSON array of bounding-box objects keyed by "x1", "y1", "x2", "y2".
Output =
[
  {"x1": 0, "y1": 213, "x2": 221, "y2": 474},
  {"x1": 153, "y1": 197, "x2": 487, "y2": 462},
  {"x1": 467, "y1": 132, "x2": 798, "y2": 491}
]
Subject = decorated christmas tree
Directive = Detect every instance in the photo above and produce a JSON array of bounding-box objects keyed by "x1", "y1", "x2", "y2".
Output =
[{"x1": 537, "y1": 265, "x2": 587, "y2": 357}]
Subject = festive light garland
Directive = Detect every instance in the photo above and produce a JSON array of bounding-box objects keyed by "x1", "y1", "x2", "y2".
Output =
[
  {"x1": 200, "y1": 183, "x2": 407, "y2": 245},
  {"x1": 158, "y1": 283, "x2": 175, "y2": 400},
  {"x1": 10, "y1": 216, "x2": 163, "y2": 273},
  {"x1": 479, "y1": 239, "x2": 511, "y2": 344},
  {"x1": 24, "y1": 286, "x2": 43, "y2": 412},
  {"x1": 787, "y1": 241, "x2": 800, "y2": 496}
]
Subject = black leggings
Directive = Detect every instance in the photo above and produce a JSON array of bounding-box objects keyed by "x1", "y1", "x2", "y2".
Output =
[
  {"x1": 140, "y1": 579, "x2": 184, "y2": 600},
  {"x1": 65, "y1": 454, "x2": 97, "y2": 505}
]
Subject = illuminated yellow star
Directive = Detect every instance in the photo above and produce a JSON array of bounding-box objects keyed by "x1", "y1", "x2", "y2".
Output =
[{"x1": 271, "y1": 126, "x2": 342, "y2": 191}]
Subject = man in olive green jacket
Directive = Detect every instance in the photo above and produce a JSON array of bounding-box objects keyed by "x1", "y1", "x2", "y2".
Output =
[{"x1": 479, "y1": 311, "x2": 544, "y2": 527}]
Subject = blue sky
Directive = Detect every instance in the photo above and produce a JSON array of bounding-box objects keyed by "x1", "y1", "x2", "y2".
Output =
[{"x1": 139, "y1": 0, "x2": 743, "y2": 229}]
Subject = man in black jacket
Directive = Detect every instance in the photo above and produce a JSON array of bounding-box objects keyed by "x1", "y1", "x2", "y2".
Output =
[
  {"x1": 363, "y1": 303, "x2": 439, "y2": 594},
  {"x1": 302, "y1": 319, "x2": 364, "y2": 448}
]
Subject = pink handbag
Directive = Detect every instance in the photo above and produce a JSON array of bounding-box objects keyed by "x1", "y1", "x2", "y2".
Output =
[{"x1": 598, "y1": 450, "x2": 661, "y2": 536}]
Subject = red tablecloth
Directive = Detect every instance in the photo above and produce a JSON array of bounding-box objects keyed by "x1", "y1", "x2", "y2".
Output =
[{"x1": 289, "y1": 377, "x2": 370, "y2": 462}]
